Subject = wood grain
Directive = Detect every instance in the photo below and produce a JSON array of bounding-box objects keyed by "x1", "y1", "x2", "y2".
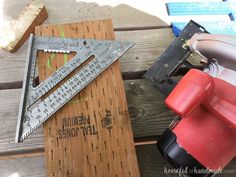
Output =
[
  {"x1": 0, "y1": 146, "x2": 235, "y2": 177},
  {"x1": 0, "y1": 89, "x2": 44, "y2": 155},
  {"x1": 0, "y1": 28, "x2": 202, "y2": 84},
  {"x1": 125, "y1": 79, "x2": 174, "y2": 140},
  {"x1": 0, "y1": 79, "x2": 172, "y2": 155},
  {"x1": 0, "y1": 156, "x2": 45, "y2": 177},
  {"x1": 115, "y1": 29, "x2": 201, "y2": 72},
  {"x1": 35, "y1": 20, "x2": 140, "y2": 177},
  {"x1": 136, "y1": 145, "x2": 236, "y2": 177}
]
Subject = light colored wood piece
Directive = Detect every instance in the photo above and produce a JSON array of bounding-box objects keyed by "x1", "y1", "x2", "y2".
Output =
[
  {"x1": 0, "y1": 0, "x2": 48, "y2": 52},
  {"x1": 35, "y1": 19, "x2": 140, "y2": 177}
]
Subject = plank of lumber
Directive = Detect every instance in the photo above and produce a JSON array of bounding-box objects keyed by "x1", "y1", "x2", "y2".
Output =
[
  {"x1": 115, "y1": 29, "x2": 201, "y2": 72},
  {"x1": 124, "y1": 79, "x2": 174, "y2": 140},
  {"x1": 136, "y1": 145, "x2": 236, "y2": 177},
  {"x1": 3, "y1": 0, "x2": 168, "y2": 30},
  {"x1": 0, "y1": 28, "x2": 202, "y2": 84},
  {"x1": 0, "y1": 79, "x2": 173, "y2": 155},
  {"x1": 0, "y1": 0, "x2": 48, "y2": 52},
  {"x1": 35, "y1": 19, "x2": 140, "y2": 177},
  {"x1": 0, "y1": 156, "x2": 45, "y2": 177},
  {"x1": 0, "y1": 89, "x2": 44, "y2": 155},
  {"x1": 0, "y1": 146, "x2": 235, "y2": 177}
]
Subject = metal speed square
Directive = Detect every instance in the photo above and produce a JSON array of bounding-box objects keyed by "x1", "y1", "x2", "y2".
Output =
[{"x1": 15, "y1": 26, "x2": 134, "y2": 143}]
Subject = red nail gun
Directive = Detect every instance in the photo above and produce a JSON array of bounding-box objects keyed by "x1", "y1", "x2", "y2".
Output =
[{"x1": 145, "y1": 21, "x2": 236, "y2": 177}]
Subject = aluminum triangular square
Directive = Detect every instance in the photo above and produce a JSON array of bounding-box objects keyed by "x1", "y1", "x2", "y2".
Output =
[{"x1": 15, "y1": 34, "x2": 134, "y2": 142}]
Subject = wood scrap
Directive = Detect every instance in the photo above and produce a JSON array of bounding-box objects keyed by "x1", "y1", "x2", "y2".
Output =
[{"x1": 0, "y1": 0, "x2": 48, "y2": 52}]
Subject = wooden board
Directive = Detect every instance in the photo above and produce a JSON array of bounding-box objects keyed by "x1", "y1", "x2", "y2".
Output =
[
  {"x1": 3, "y1": 0, "x2": 168, "y2": 30},
  {"x1": 0, "y1": 0, "x2": 48, "y2": 52},
  {"x1": 0, "y1": 89, "x2": 44, "y2": 156},
  {"x1": 0, "y1": 146, "x2": 235, "y2": 177},
  {"x1": 124, "y1": 79, "x2": 174, "y2": 140},
  {"x1": 35, "y1": 19, "x2": 140, "y2": 177},
  {"x1": 0, "y1": 79, "x2": 173, "y2": 155},
  {"x1": 0, "y1": 28, "x2": 173, "y2": 83},
  {"x1": 136, "y1": 145, "x2": 236, "y2": 177},
  {"x1": 0, "y1": 28, "x2": 202, "y2": 84},
  {"x1": 0, "y1": 155, "x2": 45, "y2": 177}
]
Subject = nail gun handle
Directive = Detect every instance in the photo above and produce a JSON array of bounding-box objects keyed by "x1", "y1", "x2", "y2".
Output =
[{"x1": 188, "y1": 33, "x2": 236, "y2": 71}]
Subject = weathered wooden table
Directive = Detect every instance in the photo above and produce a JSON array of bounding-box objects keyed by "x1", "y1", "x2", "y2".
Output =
[{"x1": 0, "y1": 1, "x2": 235, "y2": 177}]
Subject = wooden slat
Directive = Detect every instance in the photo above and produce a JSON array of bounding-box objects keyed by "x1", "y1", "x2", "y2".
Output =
[
  {"x1": 0, "y1": 79, "x2": 172, "y2": 155},
  {"x1": 35, "y1": 20, "x2": 140, "y2": 177},
  {"x1": 0, "y1": 42, "x2": 28, "y2": 85},
  {"x1": 3, "y1": 0, "x2": 168, "y2": 30},
  {"x1": 136, "y1": 145, "x2": 236, "y2": 177},
  {"x1": 0, "y1": 89, "x2": 44, "y2": 155},
  {"x1": 0, "y1": 146, "x2": 235, "y2": 177},
  {"x1": 0, "y1": 28, "x2": 202, "y2": 84},
  {"x1": 0, "y1": 156, "x2": 45, "y2": 177},
  {"x1": 136, "y1": 144, "x2": 178, "y2": 177},
  {"x1": 0, "y1": 28, "x2": 172, "y2": 83},
  {"x1": 125, "y1": 79, "x2": 173, "y2": 140},
  {"x1": 116, "y1": 28, "x2": 173, "y2": 73},
  {"x1": 116, "y1": 29, "x2": 201, "y2": 72}
]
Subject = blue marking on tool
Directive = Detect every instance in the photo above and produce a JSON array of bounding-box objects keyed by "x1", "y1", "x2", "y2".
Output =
[
  {"x1": 167, "y1": 2, "x2": 231, "y2": 16},
  {"x1": 172, "y1": 21, "x2": 236, "y2": 36}
]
